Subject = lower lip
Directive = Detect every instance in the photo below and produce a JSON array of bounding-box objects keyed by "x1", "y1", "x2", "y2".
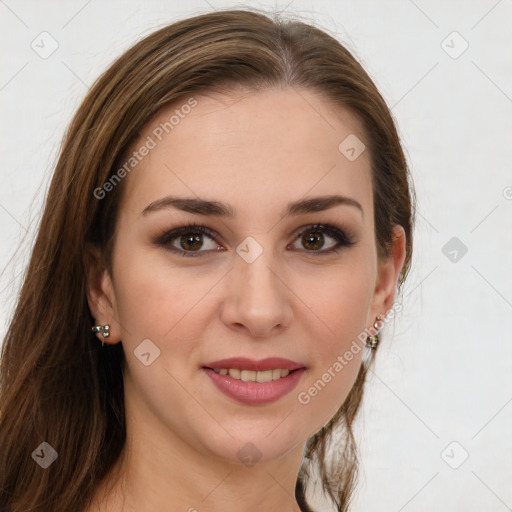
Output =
[{"x1": 203, "y1": 368, "x2": 305, "y2": 405}]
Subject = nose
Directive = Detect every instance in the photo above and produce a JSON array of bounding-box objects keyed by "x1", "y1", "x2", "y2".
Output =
[{"x1": 220, "y1": 245, "x2": 293, "y2": 338}]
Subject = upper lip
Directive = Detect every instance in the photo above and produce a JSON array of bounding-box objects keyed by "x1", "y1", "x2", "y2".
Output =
[{"x1": 202, "y1": 357, "x2": 305, "y2": 372}]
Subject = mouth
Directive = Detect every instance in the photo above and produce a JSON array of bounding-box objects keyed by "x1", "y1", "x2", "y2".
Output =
[
  {"x1": 207, "y1": 367, "x2": 295, "y2": 383},
  {"x1": 201, "y1": 357, "x2": 306, "y2": 405}
]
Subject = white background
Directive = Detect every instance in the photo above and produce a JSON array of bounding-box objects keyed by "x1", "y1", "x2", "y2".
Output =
[{"x1": 1, "y1": 1, "x2": 511, "y2": 511}]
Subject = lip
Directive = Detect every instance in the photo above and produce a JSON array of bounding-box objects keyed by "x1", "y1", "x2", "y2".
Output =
[
  {"x1": 203, "y1": 367, "x2": 306, "y2": 405},
  {"x1": 202, "y1": 357, "x2": 305, "y2": 372}
]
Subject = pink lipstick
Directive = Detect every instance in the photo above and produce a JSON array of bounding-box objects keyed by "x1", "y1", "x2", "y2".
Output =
[{"x1": 202, "y1": 357, "x2": 306, "y2": 405}]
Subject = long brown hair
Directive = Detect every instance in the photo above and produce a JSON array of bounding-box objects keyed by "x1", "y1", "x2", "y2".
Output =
[{"x1": 0, "y1": 8, "x2": 414, "y2": 512}]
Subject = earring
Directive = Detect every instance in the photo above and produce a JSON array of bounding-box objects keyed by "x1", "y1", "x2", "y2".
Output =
[
  {"x1": 92, "y1": 324, "x2": 110, "y2": 347},
  {"x1": 366, "y1": 314, "x2": 384, "y2": 349}
]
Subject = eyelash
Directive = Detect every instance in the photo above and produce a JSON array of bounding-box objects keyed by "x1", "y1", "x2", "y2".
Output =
[{"x1": 154, "y1": 221, "x2": 356, "y2": 258}]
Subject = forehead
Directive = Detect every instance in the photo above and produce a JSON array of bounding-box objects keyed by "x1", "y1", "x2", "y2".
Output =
[{"x1": 119, "y1": 87, "x2": 373, "y2": 223}]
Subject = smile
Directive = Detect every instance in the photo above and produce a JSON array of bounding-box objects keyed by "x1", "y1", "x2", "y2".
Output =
[
  {"x1": 210, "y1": 368, "x2": 291, "y2": 382},
  {"x1": 202, "y1": 357, "x2": 306, "y2": 405}
]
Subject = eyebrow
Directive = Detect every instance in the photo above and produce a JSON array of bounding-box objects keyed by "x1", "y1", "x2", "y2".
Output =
[{"x1": 141, "y1": 194, "x2": 364, "y2": 219}]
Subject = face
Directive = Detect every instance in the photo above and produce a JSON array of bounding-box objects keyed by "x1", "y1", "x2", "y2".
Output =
[{"x1": 88, "y1": 86, "x2": 405, "y2": 467}]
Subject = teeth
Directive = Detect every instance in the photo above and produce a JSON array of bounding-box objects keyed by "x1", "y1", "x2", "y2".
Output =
[
  {"x1": 212, "y1": 368, "x2": 292, "y2": 382},
  {"x1": 240, "y1": 370, "x2": 256, "y2": 382},
  {"x1": 228, "y1": 368, "x2": 240, "y2": 379},
  {"x1": 256, "y1": 370, "x2": 273, "y2": 383}
]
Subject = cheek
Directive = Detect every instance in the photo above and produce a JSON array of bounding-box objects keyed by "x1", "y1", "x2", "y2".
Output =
[
  {"x1": 302, "y1": 254, "x2": 375, "y2": 343},
  {"x1": 110, "y1": 249, "x2": 217, "y2": 431},
  {"x1": 111, "y1": 245, "x2": 194, "y2": 342},
  {"x1": 293, "y1": 256, "x2": 374, "y2": 427},
  {"x1": 295, "y1": 290, "x2": 366, "y2": 435},
  {"x1": 111, "y1": 243, "x2": 228, "y2": 370}
]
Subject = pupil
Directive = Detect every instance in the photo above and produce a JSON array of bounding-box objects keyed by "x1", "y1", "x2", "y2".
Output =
[
  {"x1": 303, "y1": 232, "x2": 322, "y2": 250},
  {"x1": 182, "y1": 234, "x2": 202, "y2": 250}
]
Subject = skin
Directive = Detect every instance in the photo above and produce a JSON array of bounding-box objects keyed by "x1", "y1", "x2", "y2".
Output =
[{"x1": 86, "y1": 86, "x2": 406, "y2": 512}]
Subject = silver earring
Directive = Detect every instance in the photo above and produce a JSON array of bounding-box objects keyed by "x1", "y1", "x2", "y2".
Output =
[
  {"x1": 366, "y1": 315, "x2": 384, "y2": 349},
  {"x1": 92, "y1": 324, "x2": 110, "y2": 346}
]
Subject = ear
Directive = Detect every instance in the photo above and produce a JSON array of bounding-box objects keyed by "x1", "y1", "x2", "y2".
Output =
[
  {"x1": 368, "y1": 225, "x2": 407, "y2": 326},
  {"x1": 84, "y1": 245, "x2": 121, "y2": 345}
]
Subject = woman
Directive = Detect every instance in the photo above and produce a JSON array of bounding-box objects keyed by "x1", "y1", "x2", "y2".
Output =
[{"x1": 0, "y1": 8, "x2": 414, "y2": 512}]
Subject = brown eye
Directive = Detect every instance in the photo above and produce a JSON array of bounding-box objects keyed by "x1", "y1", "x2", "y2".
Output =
[
  {"x1": 155, "y1": 224, "x2": 221, "y2": 257},
  {"x1": 179, "y1": 233, "x2": 204, "y2": 251},
  {"x1": 291, "y1": 224, "x2": 356, "y2": 254},
  {"x1": 301, "y1": 231, "x2": 327, "y2": 250},
  {"x1": 155, "y1": 222, "x2": 355, "y2": 258}
]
